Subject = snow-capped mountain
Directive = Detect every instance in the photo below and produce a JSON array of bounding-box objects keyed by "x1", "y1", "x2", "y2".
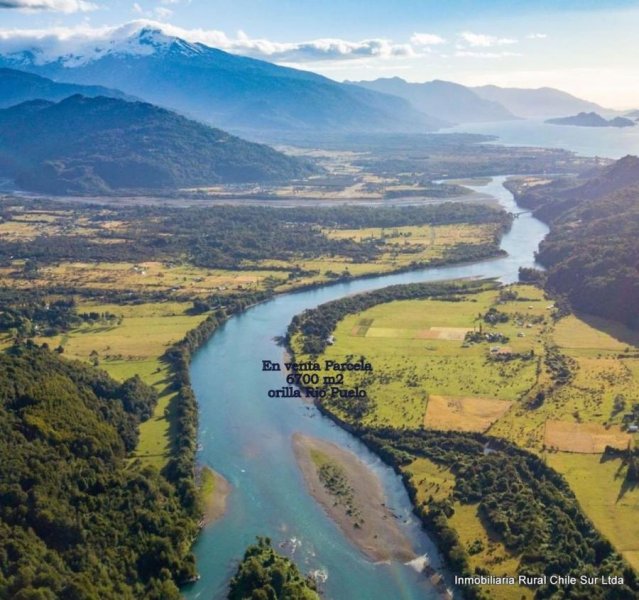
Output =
[
  {"x1": 0, "y1": 22, "x2": 447, "y2": 135},
  {"x1": 0, "y1": 22, "x2": 204, "y2": 68}
]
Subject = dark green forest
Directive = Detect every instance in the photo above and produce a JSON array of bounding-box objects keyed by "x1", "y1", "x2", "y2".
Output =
[
  {"x1": 228, "y1": 538, "x2": 320, "y2": 600},
  {"x1": 0, "y1": 95, "x2": 314, "y2": 194},
  {"x1": 0, "y1": 345, "x2": 197, "y2": 599},
  {"x1": 510, "y1": 156, "x2": 639, "y2": 328}
]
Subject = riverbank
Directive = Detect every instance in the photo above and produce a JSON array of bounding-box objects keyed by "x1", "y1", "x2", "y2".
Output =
[
  {"x1": 292, "y1": 433, "x2": 416, "y2": 564},
  {"x1": 198, "y1": 466, "x2": 231, "y2": 527}
]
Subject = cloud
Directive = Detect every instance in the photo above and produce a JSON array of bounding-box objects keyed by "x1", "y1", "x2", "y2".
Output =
[
  {"x1": 0, "y1": 20, "x2": 419, "y2": 64},
  {"x1": 0, "y1": 0, "x2": 96, "y2": 11},
  {"x1": 455, "y1": 50, "x2": 521, "y2": 59},
  {"x1": 241, "y1": 38, "x2": 415, "y2": 62},
  {"x1": 220, "y1": 30, "x2": 416, "y2": 62},
  {"x1": 410, "y1": 33, "x2": 446, "y2": 46},
  {"x1": 459, "y1": 31, "x2": 517, "y2": 47},
  {"x1": 526, "y1": 33, "x2": 548, "y2": 39}
]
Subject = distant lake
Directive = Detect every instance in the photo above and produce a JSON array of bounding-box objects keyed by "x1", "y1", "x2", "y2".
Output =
[{"x1": 446, "y1": 118, "x2": 639, "y2": 159}]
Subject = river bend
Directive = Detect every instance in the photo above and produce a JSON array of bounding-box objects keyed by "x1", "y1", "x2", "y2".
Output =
[{"x1": 184, "y1": 177, "x2": 549, "y2": 600}]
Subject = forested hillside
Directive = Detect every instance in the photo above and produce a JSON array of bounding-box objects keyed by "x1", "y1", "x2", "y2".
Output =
[
  {"x1": 0, "y1": 345, "x2": 197, "y2": 599},
  {"x1": 0, "y1": 95, "x2": 313, "y2": 194},
  {"x1": 510, "y1": 156, "x2": 639, "y2": 328}
]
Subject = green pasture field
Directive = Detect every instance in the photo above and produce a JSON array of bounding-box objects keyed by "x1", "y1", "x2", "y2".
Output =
[
  {"x1": 268, "y1": 222, "x2": 499, "y2": 292},
  {"x1": 547, "y1": 452, "x2": 639, "y2": 572},
  {"x1": 306, "y1": 288, "x2": 545, "y2": 429}
]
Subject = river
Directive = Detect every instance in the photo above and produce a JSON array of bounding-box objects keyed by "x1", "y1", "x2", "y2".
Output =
[{"x1": 183, "y1": 176, "x2": 549, "y2": 600}]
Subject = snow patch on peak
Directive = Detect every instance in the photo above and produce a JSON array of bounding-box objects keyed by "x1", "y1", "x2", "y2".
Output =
[{"x1": 0, "y1": 20, "x2": 203, "y2": 68}]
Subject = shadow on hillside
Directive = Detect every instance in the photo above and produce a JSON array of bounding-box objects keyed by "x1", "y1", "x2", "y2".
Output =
[{"x1": 577, "y1": 312, "x2": 639, "y2": 348}]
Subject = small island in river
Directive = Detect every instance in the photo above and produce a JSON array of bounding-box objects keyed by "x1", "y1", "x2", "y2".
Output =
[{"x1": 292, "y1": 433, "x2": 416, "y2": 564}]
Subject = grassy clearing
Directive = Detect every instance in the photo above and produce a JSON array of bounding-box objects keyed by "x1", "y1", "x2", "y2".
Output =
[
  {"x1": 309, "y1": 288, "x2": 544, "y2": 429},
  {"x1": 404, "y1": 457, "x2": 456, "y2": 503},
  {"x1": 39, "y1": 301, "x2": 208, "y2": 469},
  {"x1": 0, "y1": 208, "x2": 113, "y2": 241},
  {"x1": 272, "y1": 222, "x2": 499, "y2": 292},
  {"x1": 547, "y1": 453, "x2": 639, "y2": 571},
  {"x1": 449, "y1": 505, "x2": 533, "y2": 600},
  {"x1": 554, "y1": 315, "x2": 638, "y2": 354},
  {"x1": 425, "y1": 395, "x2": 512, "y2": 433},
  {"x1": 544, "y1": 420, "x2": 631, "y2": 453}
]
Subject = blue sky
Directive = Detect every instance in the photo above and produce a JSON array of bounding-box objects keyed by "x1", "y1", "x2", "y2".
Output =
[{"x1": 1, "y1": 0, "x2": 638, "y2": 108}]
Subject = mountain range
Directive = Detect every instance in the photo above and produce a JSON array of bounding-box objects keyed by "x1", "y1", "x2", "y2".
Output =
[
  {"x1": 0, "y1": 24, "x2": 616, "y2": 135},
  {"x1": 0, "y1": 95, "x2": 314, "y2": 195},
  {"x1": 0, "y1": 22, "x2": 626, "y2": 198},
  {"x1": 347, "y1": 78, "x2": 617, "y2": 124},
  {"x1": 348, "y1": 77, "x2": 515, "y2": 123},
  {"x1": 472, "y1": 85, "x2": 612, "y2": 119},
  {"x1": 0, "y1": 68, "x2": 132, "y2": 109},
  {"x1": 0, "y1": 27, "x2": 444, "y2": 135}
]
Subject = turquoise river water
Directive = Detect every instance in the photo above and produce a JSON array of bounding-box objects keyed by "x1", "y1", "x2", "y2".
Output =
[{"x1": 183, "y1": 177, "x2": 549, "y2": 600}]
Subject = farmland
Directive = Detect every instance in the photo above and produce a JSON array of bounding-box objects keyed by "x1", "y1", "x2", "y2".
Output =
[
  {"x1": 290, "y1": 281, "x2": 639, "y2": 597},
  {"x1": 303, "y1": 282, "x2": 638, "y2": 453},
  {"x1": 0, "y1": 197, "x2": 508, "y2": 300},
  {"x1": 306, "y1": 286, "x2": 545, "y2": 430}
]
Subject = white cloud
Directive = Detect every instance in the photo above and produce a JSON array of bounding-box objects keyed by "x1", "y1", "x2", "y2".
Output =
[
  {"x1": 0, "y1": 20, "x2": 418, "y2": 64},
  {"x1": 459, "y1": 31, "x2": 517, "y2": 47},
  {"x1": 250, "y1": 38, "x2": 415, "y2": 62},
  {"x1": 0, "y1": 0, "x2": 96, "y2": 11},
  {"x1": 132, "y1": 2, "x2": 142, "y2": 15},
  {"x1": 410, "y1": 33, "x2": 446, "y2": 46},
  {"x1": 526, "y1": 33, "x2": 548, "y2": 40}
]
